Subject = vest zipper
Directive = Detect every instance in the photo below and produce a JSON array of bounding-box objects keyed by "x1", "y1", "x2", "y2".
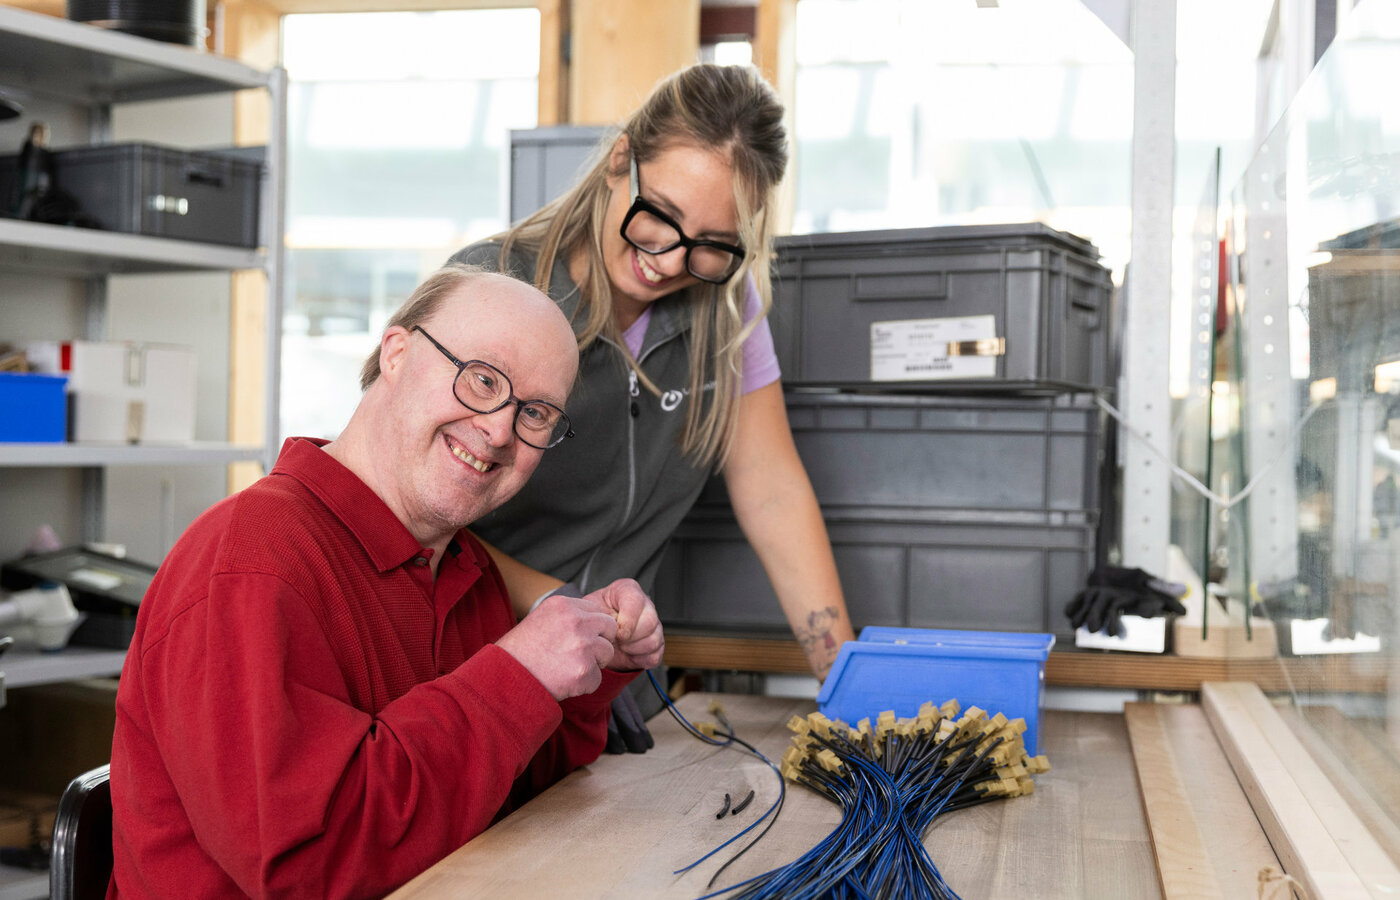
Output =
[{"x1": 577, "y1": 338, "x2": 669, "y2": 592}]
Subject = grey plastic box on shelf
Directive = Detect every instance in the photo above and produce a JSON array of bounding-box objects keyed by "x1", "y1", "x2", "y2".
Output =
[
  {"x1": 509, "y1": 125, "x2": 611, "y2": 222},
  {"x1": 659, "y1": 391, "x2": 1103, "y2": 639},
  {"x1": 768, "y1": 390, "x2": 1103, "y2": 518},
  {"x1": 46, "y1": 142, "x2": 262, "y2": 247},
  {"x1": 654, "y1": 508, "x2": 1094, "y2": 639},
  {"x1": 770, "y1": 223, "x2": 1114, "y2": 392}
]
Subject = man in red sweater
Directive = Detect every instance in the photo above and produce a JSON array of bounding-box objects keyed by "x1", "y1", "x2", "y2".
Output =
[{"x1": 107, "y1": 265, "x2": 664, "y2": 899}]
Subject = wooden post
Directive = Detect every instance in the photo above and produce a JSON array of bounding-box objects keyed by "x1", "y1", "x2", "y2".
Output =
[
  {"x1": 219, "y1": 0, "x2": 281, "y2": 493},
  {"x1": 567, "y1": 0, "x2": 699, "y2": 125}
]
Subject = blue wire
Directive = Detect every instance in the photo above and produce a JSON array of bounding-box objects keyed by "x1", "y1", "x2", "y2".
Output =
[{"x1": 643, "y1": 672, "x2": 788, "y2": 880}]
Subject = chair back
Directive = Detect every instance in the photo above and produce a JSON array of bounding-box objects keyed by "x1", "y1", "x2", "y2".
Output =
[{"x1": 49, "y1": 764, "x2": 112, "y2": 900}]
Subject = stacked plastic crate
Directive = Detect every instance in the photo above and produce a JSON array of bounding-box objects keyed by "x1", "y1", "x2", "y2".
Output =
[{"x1": 653, "y1": 224, "x2": 1115, "y2": 641}]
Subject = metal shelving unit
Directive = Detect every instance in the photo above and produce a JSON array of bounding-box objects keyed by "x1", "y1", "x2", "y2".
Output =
[
  {"x1": 0, "y1": 4, "x2": 286, "y2": 494},
  {"x1": 0, "y1": 10, "x2": 286, "y2": 896}
]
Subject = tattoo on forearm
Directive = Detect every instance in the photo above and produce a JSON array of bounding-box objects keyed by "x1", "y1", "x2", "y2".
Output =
[{"x1": 796, "y1": 605, "x2": 843, "y2": 673}]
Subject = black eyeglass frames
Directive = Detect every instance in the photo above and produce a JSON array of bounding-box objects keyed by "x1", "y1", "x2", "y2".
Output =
[
  {"x1": 619, "y1": 154, "x2": 745, "y2": 285},
  {"x1": 412, "y1": 325, "x2": 574, "y2": 450}
]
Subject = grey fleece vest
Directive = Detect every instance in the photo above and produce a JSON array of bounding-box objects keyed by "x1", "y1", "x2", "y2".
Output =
[{"x1": 450, "y1": 241, "x2": 714, "y2": 595}]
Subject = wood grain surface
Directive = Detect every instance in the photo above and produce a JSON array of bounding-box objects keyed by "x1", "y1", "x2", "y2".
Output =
[
  {"x1": 389, "y1": 693, "x2": 1165, "y2": 899},
  {"x1": 1125, "y1": 702, "x2": 1280, "y2": 899}
]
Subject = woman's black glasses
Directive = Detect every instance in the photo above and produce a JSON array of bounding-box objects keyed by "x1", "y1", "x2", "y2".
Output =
[{"x1": 619, "y1": 155, "x2": 745, "y2": 285}]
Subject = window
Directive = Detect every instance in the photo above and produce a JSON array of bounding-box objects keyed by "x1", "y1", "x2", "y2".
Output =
[{"x1": 279, "y1": 9, "x2": 540, "y2": 441}]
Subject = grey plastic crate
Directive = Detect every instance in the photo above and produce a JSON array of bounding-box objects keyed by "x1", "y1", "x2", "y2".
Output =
[
  {"x1": 701, "y1": 390, "x2": 1104, "y2": 518},
  {"x1": 46, "y1": 142, "x2": 262, "y2": 247},
  {"x1": 509, "y1": 125, "x2": 611, "y2": 222},
  {"x1": 770, "y1": 223, "x2": 1114, "y2": 392},
  {"x1": 653, "y1": 508, "x2": 1094, "y2": 639}
]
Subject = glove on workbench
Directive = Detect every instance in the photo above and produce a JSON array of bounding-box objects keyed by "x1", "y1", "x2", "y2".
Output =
[{"x1": 1064, "y1": 566, "x2": 1187, "y2": 637}]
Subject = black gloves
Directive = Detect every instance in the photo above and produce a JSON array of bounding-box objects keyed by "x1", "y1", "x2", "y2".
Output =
[
  {"x1": 605, "y1": 686, "x2": 655, "y2": 755},
  {"x1": 1065, "y1": 566, "x2": 1187, "y2": 637}
]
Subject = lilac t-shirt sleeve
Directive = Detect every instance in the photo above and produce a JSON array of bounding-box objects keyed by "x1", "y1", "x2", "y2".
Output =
[
  {"x1": 739, "y1": 276, "x2": 781, "y2": 394},
  {"x1": 620, "y1": 275, "x2": 782, "y2": 395}
]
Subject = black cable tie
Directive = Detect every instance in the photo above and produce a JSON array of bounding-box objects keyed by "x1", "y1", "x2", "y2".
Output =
[
  {"x1": 715, "y1": 792, "x2": 731, "y2": 818},
  {"x1": 730, "y1": 789, "x2": 755, "y2": 815}
]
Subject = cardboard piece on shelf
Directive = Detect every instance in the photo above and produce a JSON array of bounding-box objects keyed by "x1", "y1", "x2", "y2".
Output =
[
  {"x1": 1073, "y1": 615, "x2": 1167, "y2": 653},
  {"x1": 26, "y1": 339, "x2": 196, "y2": 443}
]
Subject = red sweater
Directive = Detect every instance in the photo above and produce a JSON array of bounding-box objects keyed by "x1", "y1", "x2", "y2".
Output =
[{"x1": 108, "y1": 438, "x2": 633, "y2": 899}]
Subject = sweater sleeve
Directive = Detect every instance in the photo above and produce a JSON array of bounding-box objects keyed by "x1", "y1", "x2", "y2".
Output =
[{"x1": 138, "y1": 570, "x2": 568, "y2": 899}]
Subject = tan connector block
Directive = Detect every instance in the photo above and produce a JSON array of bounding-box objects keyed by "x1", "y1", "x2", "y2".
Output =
[
  {"x1": 816, "y1": 749, "x2": 843, "y2": 773},
  {"x1": 708, "y1": 698, "x2": 727, "y2": 717},
  {"x1": 1017, "y1": 775, "x2": 1035, "y2": 795},
  {"x1": 935, "y1": 719, "x2": 957, "y2": 742},
  {"x1": 875, "y1": 710, "x2": 897, "y2": 739},
  {"x1": 1027, "y1": 755, "x2": 1051, "y2": 774},
  {"x1": 940, "y1": 699, "x2": 962, "y2": 718},
  {"x1": 808, "y1": 712, "x2": 834, "y2": 739},
  {"x1": 787, "y1": 715, "x2": 811, "y2": 735},
  {"x1": 696, "y1": 722, "x2": 718, "y2": 738},
  {"x1": 919, "y1": 700, "x2": 940, "y2": 720}
]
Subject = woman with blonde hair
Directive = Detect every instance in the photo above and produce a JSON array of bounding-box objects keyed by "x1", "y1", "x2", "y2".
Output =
[{"x1": 450, "y1": 63, "x2": 853, "y2": 743}]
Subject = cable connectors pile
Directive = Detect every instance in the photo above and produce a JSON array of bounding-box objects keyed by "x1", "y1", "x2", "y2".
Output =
[{"x1": 724, "y1": 699, "x2": 1050, "y2": 900}]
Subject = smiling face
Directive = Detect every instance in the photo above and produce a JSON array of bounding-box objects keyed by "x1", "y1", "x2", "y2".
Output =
[
  {"x1": 371, "y1": 274, "x2": 578, "y2": 544},
  {"x1": 598, "y1": 139, "x2": 741, "y2": 330}
]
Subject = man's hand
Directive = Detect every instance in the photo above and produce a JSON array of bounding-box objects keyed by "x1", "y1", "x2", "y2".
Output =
[
  {"x1": 584, "y1": 578, "x2": 664, "y2": 672},
  {"x1": 495, "y1": 594, "x2": 618, "y2": 701}
]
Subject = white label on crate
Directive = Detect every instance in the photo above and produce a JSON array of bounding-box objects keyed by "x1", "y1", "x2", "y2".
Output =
[{"x1": 870, "y1": 315, "x2": 998, "y2": 381}]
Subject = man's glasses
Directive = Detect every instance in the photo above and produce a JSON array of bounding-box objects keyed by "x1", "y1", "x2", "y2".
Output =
[
  {"x1": 413, "y1": 326, "x2": 574, "y2": 450},
  {"x1": 620, "y1": 155, "x2": 745, "y2": 285}
]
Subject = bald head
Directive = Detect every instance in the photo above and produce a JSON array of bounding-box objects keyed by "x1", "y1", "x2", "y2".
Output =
[
  {"x1": 331, "y1": 265, "x2": 579, "y2": 549},
  {"x1": 359, "y1": 264, "x2": 577, "y2": 392}
]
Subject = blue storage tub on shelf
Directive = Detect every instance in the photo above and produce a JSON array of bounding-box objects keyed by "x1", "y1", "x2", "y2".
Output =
[
  {"x1": 0, "y1": 372, "x2": 68, "y2": 442},
  {"x1": 816, "y1": 626, "x2": 1056, "y2": 754}
]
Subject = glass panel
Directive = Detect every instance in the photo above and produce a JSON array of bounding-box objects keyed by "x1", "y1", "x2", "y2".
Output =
[
  {"x1": 792, "y1": 0, "x2": 1134, "y2": 278},
  {"x1": 279, "y1": 9, "x2": 540, "y2": 442},
  {"x1": 1219, "y1": 0, "x2": 1400, "y2": 848}
]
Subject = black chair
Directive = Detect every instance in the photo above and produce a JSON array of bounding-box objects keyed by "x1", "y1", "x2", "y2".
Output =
[{"x1": 49, "y1": 764, "x2": 112, "y2": 900}]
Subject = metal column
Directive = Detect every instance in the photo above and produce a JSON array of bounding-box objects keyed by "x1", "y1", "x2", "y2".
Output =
[{"x1": 1120, "y1": 0, "x2": 1176, "y2": 575}]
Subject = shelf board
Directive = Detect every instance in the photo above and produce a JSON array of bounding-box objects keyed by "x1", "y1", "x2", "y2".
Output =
[
  {"x1": 662, "y1": 630, "x2": 1392, "y2": 694},
  {"x1": 0, "y1": 441, "x2": 266, "y2": 466},
  {"x1": 0, "y1": 645, "x2": 126, "y2": 690},
  {"x1": 0, "y1": 219, "x2": 265, "y2": 276},
  {"x1": 0, "y1": 6, "x2": 269, "y2": 104}
]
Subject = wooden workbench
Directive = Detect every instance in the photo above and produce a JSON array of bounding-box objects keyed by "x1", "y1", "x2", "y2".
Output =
[{"x1": 388, "y1": 693, "x2": 1280, "y2": 899}]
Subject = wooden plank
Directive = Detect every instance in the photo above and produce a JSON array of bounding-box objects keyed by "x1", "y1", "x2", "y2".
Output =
[
  {"x1": 661, "y1": 632, "x2": 1390, "y2": 693},
  {"x1": 1202, "y1": 682, "x2": 1396, "y2": 899},
  {"x1": 1125, "y1": 703, "x2": 1280, "y2": 899},
  {"x1": 1281, "y1": 706, "x2": 1400, "y2": 869},
  {"x1": 1125, "y1": 703, "x2": 1226, "y2": 899}
]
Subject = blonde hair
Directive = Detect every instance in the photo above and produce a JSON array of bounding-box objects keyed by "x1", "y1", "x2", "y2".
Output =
[{"x1": 497, "y1": 64, "x2": 788, "y2": 467}]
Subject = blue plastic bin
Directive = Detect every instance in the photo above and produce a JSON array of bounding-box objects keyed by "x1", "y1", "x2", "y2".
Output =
[
  {"x1": 0, "y1": 372, "x2": 68, "y2": 442},
  {"x1": 816, "y1": 626, "x2": 1056, "y2": 754}
]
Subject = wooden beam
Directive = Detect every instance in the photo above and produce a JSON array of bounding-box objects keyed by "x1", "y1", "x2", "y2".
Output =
[
  {"x1": 568, "y1": 0, "x2": 699, "y2": 125},
  {"x1": 754, "y1": 0, "x2": 796, "y2": 235},
  {"x1": 1202, "y1": 681, "x2": 1400, "y2": 898},
  {"x1": 662, "y1": 631, "x2": 1391, "y2": 693},
  {"x1": 218, "y1": 0, "x2": 281, "y2": 493},
  {"x1": 537, "y1": 0, "x2": 568, "y2": 126}
]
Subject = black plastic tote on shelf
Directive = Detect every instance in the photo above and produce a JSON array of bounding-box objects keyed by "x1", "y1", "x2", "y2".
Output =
[{"x1": 770, "y1": 223, "x2": 1114, "y2": 393}]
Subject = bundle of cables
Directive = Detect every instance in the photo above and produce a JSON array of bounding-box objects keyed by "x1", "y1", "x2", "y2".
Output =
[{"x1": 648, "y1": 673, "x2": 1050, "y2": 900}]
